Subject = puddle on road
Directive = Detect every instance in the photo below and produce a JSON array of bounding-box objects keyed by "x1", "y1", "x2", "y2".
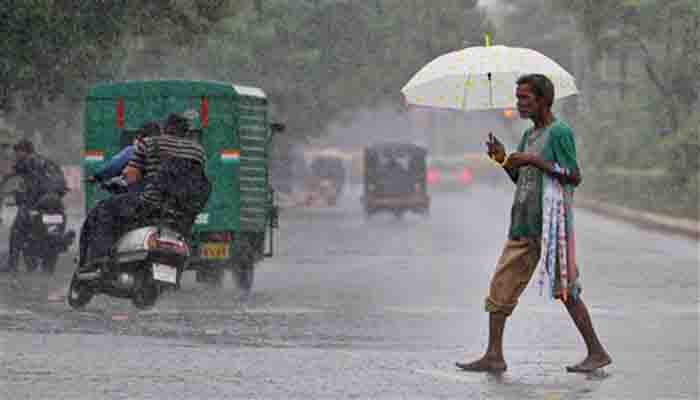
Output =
[
  {"x1": 382, "y1": 306, "x2": 469, "y2": 315},
  {"x1": 410, "y1": 363, "x2": 611, "y2": 400}
]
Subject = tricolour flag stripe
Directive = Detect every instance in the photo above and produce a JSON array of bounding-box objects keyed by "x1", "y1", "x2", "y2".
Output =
[
  {"x1": 221, "y1": 150, "x2": 240, "y2": 162},
  {"x1": 84, "y1": 150, "x2": 104, "y2": 162}
]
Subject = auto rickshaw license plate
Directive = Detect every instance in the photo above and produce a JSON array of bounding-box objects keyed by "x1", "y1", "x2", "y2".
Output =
[{"x1": 201, "y1": 243, "x2": 230, "y2": 259}]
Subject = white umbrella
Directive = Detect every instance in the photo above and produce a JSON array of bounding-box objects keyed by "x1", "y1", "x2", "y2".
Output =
[{"x1": 401, "y1": 45, "x2": 578, "y2": 111}]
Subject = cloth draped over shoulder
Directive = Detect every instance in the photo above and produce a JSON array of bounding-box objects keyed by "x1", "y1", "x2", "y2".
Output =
[
  {"x1": 538, "y1": 168, "x2": 578, "y2": 301},
  {"x1": 526, "y1": 119, "x2": 579, "y2": 302},
  {"x1": 509, "y1": 118, "x2": 581, "y2": 301}
]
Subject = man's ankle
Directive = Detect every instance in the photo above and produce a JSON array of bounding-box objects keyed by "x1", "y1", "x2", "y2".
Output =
[{"x1": 485, "y1": 351, "x2": 505, "y2": 362}]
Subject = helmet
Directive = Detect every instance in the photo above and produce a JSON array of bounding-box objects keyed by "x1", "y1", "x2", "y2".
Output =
[
  {"x1": 164, "y1": 113, "x2": 190, "y2": 136},
  {"x1": 137, "y1": 121, "x2": 161, "y2": 139}
]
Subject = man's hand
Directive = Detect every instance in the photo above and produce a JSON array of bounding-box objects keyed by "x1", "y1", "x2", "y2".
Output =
[
  {"x1": 504, "y1": 152, "x2": 537, "y2": 168},
  {"x1": 485, "y1": 133, "x2": 506, "y2": 163},
  {"x1": 124, "y1": 165, "x2": 142, "y2": 184},
  {"x1": 86, "y1": 175, "x2": 97, "y2": 184}
]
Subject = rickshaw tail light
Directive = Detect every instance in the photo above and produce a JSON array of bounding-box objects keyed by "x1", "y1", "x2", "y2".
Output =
[
  {"x1": 426, "y1": 168, "x2": 441, "y2": 185},
  {"x1": 457, "y1": 168, "x2": 473, "y2": 185},
  {"x1": 116, "y1": 98, "x2": 124, "y2": 128},
  {"x1": 201, "y1": 96, "x2": 208, "y2": 128}
]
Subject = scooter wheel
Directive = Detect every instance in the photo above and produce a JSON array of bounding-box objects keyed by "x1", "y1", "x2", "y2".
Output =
[
  {"x1": 42, "y1": 253, "x2": 59, "y2": 276},
  {"x1": 132, "y1": 282, "x2": 159, "y2": 309},
  {"x1": 67, "y1": 273, "x2": 93, "y2": 309}
]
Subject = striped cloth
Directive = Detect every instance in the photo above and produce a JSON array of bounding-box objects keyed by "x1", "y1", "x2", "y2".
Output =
[
  {"x1": 128, "y1": 135, "x2": 206, "y2": 205},
  {"x1": 538, "y1": 165, "x2": 578, "y2": 301}
]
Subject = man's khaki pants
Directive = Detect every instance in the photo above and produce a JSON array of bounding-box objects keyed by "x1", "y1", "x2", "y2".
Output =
[{"x1": 485, "y1": 237, "x2": 581, "y2": 316}]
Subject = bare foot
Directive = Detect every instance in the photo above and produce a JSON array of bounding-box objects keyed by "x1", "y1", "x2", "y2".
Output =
[
  {"x1": 566, "y1": 352, "x2": 612, "y2": 373},
  {"x1": 456, "y1": 356, "x2": 507, "y2": 373}
]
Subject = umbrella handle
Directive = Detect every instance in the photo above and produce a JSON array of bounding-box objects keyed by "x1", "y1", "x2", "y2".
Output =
[{"x1": 488, "y1": 72, "x2": 493, "y2": 109}]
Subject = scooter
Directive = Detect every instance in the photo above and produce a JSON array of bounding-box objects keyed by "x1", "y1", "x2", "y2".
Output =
[
  {"x1": 68, "y1": 177, "x2": 190, "y2": 309},
  {"x1": 2, "y1": 179, "x2": 75, "y2": 275},
  {"x1": 22, "y1": 194, "x2": 75, "y2": 275}
]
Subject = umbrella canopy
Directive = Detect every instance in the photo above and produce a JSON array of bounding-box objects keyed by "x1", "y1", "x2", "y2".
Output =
[{"x1": 401, "y1": 45, "x2": 578, "y2": 111}]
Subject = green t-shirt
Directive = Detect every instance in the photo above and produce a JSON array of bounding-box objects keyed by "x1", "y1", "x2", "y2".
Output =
[{"x1": 508, "y1": 118, "x2": 579, "y2": 239}]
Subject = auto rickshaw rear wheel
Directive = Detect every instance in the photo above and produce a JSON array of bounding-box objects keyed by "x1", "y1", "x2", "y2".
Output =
[{"x1": 233, "y1": 240, "x2": 255, "y2": 294}]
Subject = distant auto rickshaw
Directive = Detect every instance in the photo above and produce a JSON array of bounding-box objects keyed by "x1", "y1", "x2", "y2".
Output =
[
  {"x1": 305, "y1": 154, "x2": 346, "y2": 206},
  {"x1": 362, "y1": 143, "x2": 430, "y2": 219}
]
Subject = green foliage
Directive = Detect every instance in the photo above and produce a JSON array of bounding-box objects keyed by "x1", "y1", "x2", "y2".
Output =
[
  {"x1": 664, "y1": 110, "x2": 700, "y2": 181},
  {"x1": 0, "y1": 0, "x2": 127, "y2": 109},
  {"x1": 538, "y1": 0, "x2": 699, "y2": 218},
  {"x1": 1, "y1": 0, "x2": 490, "y2": 144},
  {"x1": 556, "y1": 0, "x2": 699, "y2": 131},
  {"x1": 582, "y1": 167, "x2": 699, "y2": 220},
  {"x1": 197, "y1": 0, "x2": 490, "y2": 138}
]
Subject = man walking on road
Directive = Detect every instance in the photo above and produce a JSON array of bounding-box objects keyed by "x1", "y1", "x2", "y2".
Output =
[{"x1": 456, "y1": 74, "x2": 611, "y2": 373}]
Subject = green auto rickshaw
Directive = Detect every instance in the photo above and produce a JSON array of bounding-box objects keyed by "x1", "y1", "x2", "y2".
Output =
[
  {"x1": 362, "y1": 142, "x2": 430, "y2": 219},
  {"x1": 83, "y1": 80, "x2": 279, "y2": 292}
]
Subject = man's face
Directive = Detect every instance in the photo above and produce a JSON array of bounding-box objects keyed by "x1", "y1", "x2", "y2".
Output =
[
  {"x1": 516, "y1": 83, "x2": 541, "y2": 119},
  {"x1": 14, "y1": 149, "x2": 28, "y2": 161}
]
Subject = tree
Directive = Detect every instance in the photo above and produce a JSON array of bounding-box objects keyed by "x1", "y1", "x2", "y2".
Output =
[
  {"x1": 0, "y1": 0, "x2": 243, "y2": 160},
  {"x1": 200, "y1": 0, "x2": 491, "y2": 138},
  {"x1": 554, "y1": 0, "x2": 700, "y2": 132},
  {"x1": 1, "y1": 0, "x2": 493, "y2": 157}
]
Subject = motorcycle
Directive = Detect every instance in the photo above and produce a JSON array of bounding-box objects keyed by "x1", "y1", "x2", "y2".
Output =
[
  {"x1": 2, "y1": 177, "x2": 75, "y2": 275},
  {"x1": 68, "y1": 177, "x2": 191, "y2": 309}
]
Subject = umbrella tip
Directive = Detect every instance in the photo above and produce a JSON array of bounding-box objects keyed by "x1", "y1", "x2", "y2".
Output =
[{"x1": 484, "y1": 33, "x2": 491, "y2": 47}]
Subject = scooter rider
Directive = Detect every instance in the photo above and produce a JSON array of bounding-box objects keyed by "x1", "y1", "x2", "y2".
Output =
[
  {"x1": 86, "y1": 121, "x2": 161, "y2": 193},
  {"x1": 77, "y1": 114, "x2": 209, "y2": 274},
  {"x1": 0, "y1": 139, "x2": 69, "y2": 273}
]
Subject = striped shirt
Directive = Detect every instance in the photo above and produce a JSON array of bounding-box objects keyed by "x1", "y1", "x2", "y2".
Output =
[{"x1": 128, "y1": 135, "x2": 206, "y2": 205}]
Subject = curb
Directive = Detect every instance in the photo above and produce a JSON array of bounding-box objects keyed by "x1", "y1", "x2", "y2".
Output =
[{"x1": 576, "y1": 197, "x2": 699, "y2": 240}]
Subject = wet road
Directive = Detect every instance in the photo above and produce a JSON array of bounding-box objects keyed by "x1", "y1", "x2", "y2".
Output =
[{"x1": 1, "y1": 185, "x2": 698, "y2": 399}]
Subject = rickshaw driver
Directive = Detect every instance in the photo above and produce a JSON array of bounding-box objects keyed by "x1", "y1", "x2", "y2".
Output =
[{"x1": 77, "y1": 114, "x2": 209, "y2": 275}]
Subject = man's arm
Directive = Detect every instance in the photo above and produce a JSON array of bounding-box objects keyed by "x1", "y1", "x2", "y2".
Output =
[
  {"x1": 532, "y1": 158, "x2": 581, "y2": 186},
  {"x1": 94, "y1": 146, "x2": 133, "y2": 181},
  {"x1": 502, "y1": 125, "x2": 581, "y2": 186},
  {"x1": 547, "y1": 126, "x2": 581, "y2": 187},
  {"x1": 125, "y1": 139, "x2": 146, "y2": 184},
  {"x1": 486, "y1": 132, "x2": 521, "y2": 184},
  {"x1": 505, "y1": 153, "x2": 580, "y2": 186}
]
